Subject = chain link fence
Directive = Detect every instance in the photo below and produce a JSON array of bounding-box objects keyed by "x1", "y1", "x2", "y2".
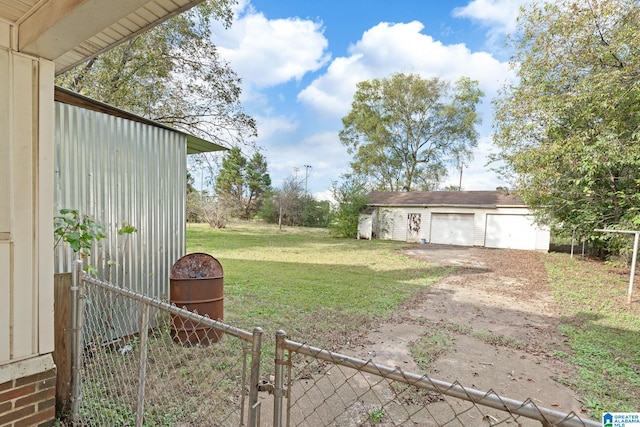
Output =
[
  {"x1": 272, "y1": 331, "x2": 600, "y2": 427},
  {"x1": 58, "y1": 262, "x2": 600, "y2": 427},
  {"x1": 60, "y1": 261, "x2": 263, "y2": 426}
]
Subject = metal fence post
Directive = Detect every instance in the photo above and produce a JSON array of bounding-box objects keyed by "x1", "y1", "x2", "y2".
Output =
[
  {"x1": 248, "y1": 327, "x2": 263, "y2": 427},
  {"x1": 273, "y1": 330, "x2": 286, "y2": 427},
  {"x1": 70, "y1": 259, "x2": 85, "y2": 424},
  {"x1": 135, "y1": 302, "x2": 150, "y2": 427}
]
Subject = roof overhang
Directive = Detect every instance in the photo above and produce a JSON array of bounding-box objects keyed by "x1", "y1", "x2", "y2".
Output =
[
  {"x1": 55, "y1": 86, "x2": 226, "y2": 154},
  {"x1": 370, "y1": 203, "x2": 500, "y2": 209},
  {"x1": 366, "y1": 191, "x2": 528, "y2": 208},
  {"x1": 1, "y1": 0, "x2": 206, "y2": 74}
]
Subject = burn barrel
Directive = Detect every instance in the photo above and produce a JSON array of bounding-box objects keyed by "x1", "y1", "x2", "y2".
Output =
[{"x1": 170, "y1": 253, "x2": 224, "y2": 345}]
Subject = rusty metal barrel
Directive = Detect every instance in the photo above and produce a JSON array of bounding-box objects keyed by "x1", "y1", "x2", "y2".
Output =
[{"x1": 170, "y1": 253, "x2": 224, "y2": 345}]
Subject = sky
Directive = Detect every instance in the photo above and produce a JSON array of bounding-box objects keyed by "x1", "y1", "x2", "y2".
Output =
[{"x1": 204, "y1": 0, "x2": 529, "y2": 199}]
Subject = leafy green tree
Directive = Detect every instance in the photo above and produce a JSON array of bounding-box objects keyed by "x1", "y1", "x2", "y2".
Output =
[
  {"x1": 257, "y1": 190, "x2": 279, "y2": 224},
  {"x1": 56, "y1": 0, "x2": 256, "y2": 147},
  {"x1": 215, "y1": 147, "x2": 271, "y2": 219},
  {"x1": 301, "y1": 196, "x2": 331, "y2": 227},
  {"x1": 340, "y1": 73, "x2": 483, "y2": 191},
  {"x1": 329, "y1": 174, "x2": 371, "y2": 238},
  {"x1": 492, "y1": 0, "x2": 640, "y2": 245}
]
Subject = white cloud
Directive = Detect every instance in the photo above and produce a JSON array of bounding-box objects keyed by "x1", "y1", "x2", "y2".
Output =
[
  {"x1": 209, "y1": 3, "x2": 516, "y2": 192},
  {"x1": 254, "y1": 114, "x2": 298, "y2": 142},
  {"x1": 452, "y1": 0, "x2": 529, "y2": 34},
  {"x1": 211, "y1": 6, "x2": 331, "y2": 88},
  {"x1": 298, "y1": 21, "x2": 512, "y2": 118},
  {"x1": 265, "y1": 131, "x2": 350, "y2": 193}
]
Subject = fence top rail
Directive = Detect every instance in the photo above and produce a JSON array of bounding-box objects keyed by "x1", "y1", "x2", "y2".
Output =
[
  {"x1": 82, "y1": 275, "x2": 257, "y2": 343},
  {"x1": 280, "y1": 335, "x2": 599, "y2": 427},
  {"x1": 594, "y1": 228, "x2": 639, "y2": 235}
]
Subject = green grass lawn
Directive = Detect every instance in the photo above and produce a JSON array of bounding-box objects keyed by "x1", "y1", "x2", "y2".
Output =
[
  {"x1": 186, "y1": 221, "x2": 451, "y2": 351},
  {"x1": 186, "y1": 221, "x2": 640, "y2": 417},
  {"x1": 544, "y1": 253, "x2": 640, "y2": 416}
]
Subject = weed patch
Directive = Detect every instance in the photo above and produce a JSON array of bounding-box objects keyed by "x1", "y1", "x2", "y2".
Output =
[{"x1": 545, "y1": 253, "x2": 640, "y2": 417}]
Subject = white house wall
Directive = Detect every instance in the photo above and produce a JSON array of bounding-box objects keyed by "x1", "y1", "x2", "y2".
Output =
[
  {"x1": 54, "y1": 102, "x2": 187, "y2": 300},
  {"x1": 0, "y1": 42, "x2": 55, "y2": 366},
  {"x1": 535, "y1": 226, "x2": 551, "y2": 251},
  {"x1": 370, "y1": 205, "x2": 549, "y2": 251}
]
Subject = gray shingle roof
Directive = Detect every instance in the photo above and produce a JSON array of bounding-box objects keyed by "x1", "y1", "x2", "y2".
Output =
[{"x1": 367, "y1": 191, "x2": 526, "y2": 207}]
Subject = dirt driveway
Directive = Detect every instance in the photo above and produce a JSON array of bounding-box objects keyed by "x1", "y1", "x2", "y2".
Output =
[{"x1": 345, "y1": 244, "x2": 588, "y2": 418}]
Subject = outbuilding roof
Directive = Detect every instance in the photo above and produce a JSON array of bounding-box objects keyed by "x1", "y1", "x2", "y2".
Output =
[
  {"x1": 55, "y1": 86, "x2": 226, "y2": 154},
  {"x1": 367, "y1": 191, "x2": 526, "y2": 208}
]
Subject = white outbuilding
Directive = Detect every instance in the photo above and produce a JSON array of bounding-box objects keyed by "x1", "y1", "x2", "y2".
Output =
[{"x1": 358, "y1": 191, "x2": 550, "y2": 251}]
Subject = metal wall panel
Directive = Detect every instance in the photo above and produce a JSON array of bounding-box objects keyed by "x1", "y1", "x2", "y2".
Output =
[{"x1": 54, "y1": 102, "x2": 186, "y2": 300}]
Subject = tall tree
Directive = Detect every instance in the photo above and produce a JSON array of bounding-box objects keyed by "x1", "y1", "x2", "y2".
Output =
[
  {"x1": 56, "y1": 0, "x2": 256, "y2": 147},
  {"x1": 274, "y1": 176, "x2": 304, "y2": 229},
  {"x1": 245, "y1": 152, "x2": 272, "y2": 218},
  {"x1": 339, "y1": 73, "x2": 483, "y2": 192},
  {"x1": 492, "y1": 0, "x2": 640, "y2": 240},
  {"x1": 215, "y1": 147, "x2": 271, "y2": 219}
]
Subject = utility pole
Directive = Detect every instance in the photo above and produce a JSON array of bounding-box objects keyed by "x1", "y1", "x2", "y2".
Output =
[{"x1": 304, "y1": 165, "x2": 312, "y2": 194}]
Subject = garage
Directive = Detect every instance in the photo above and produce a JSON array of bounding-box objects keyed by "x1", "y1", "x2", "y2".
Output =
[
  {"x1": 430, "y1": 213, "x2": 475, "y2": 246},
  {"x1": 362, "y1": 191, "x2": 550, "y2": 251},
  {"x1": 485, "y1": 214, "x2": 537, "y2": 250}
]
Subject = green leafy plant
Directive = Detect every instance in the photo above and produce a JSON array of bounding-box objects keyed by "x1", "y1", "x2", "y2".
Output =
[
  {"x1": 368, "y1": 408, "x2": 385, "y2": 423},
  {"x1": 118, "y1": 222, "x2": 137, "y2": 236},
  {"x1": 54, "y1": 209, "x2": 106, "y2": 274}
]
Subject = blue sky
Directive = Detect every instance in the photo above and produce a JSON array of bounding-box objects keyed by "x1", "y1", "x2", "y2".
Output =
[{"x1": 205, "y1": 0, "x2": 529, "y2": 198}]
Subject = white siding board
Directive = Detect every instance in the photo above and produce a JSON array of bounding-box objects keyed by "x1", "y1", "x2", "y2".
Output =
[
  {"x1": 387, "y1": 208, "x2": 430, "y2": 242},
  {"x1": 0, "y1": 48, "x2": 11, "y2": 364},
  {"x1": 391, "y1": 209, "x2": 406, "y2": 241},
  {"x1": 416, "y1": 208, "x2": 430, "y2": 241},
  {"x1": 0, "y1": 22, "x2": 9, "y2": 48},
  {"x1": 37, "y1": 58, "x2": 55, "y2": 354},
  {"x1": 11, "y1": 53, "x2": 36, "y2": 359},
  {"x1": 0, "y1": 242, "x2": 10, "y2": 363},
  {"x1": 0, "y1": 48, "x2": 10, "y2": 233}
]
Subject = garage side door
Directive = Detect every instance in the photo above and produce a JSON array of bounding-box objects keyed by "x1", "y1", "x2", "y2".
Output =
[
  {"x1": 430, "y1": 213, "x2": 474, "y2": 246},
  {"x1": 485, "y1": 214, "x2": 537, "y2": 250}
]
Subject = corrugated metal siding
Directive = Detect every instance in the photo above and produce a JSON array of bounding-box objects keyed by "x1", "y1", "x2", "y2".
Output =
[{"x1": 54, "y1": 102, "x2": 186, "y2": 299}]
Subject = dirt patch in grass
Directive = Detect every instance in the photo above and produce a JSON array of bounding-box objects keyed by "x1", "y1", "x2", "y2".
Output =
[{"x1": 341, "y1": 245, "x2": 592, "y2": 420}]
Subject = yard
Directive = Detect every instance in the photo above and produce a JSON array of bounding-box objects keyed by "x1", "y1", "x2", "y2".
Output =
[{"x1": 186, "y1": 221, "x2": 640, "y2": 421}]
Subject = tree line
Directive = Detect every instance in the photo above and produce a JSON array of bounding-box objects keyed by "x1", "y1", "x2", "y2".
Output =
[
  {"x1": 58, "y1": 0, "x2": 640, "y2": 257},
  {"x1": 186, "y1": 146, "x2": 331, "y2": 229}
]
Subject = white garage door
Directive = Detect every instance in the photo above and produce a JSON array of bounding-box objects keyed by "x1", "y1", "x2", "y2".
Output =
[
  {"x1": 485, "y1": 214, "x2": 537, "y2": 250},
  {"x1": 430, "y1": 213, "x2": 474, "y2": 246}
]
